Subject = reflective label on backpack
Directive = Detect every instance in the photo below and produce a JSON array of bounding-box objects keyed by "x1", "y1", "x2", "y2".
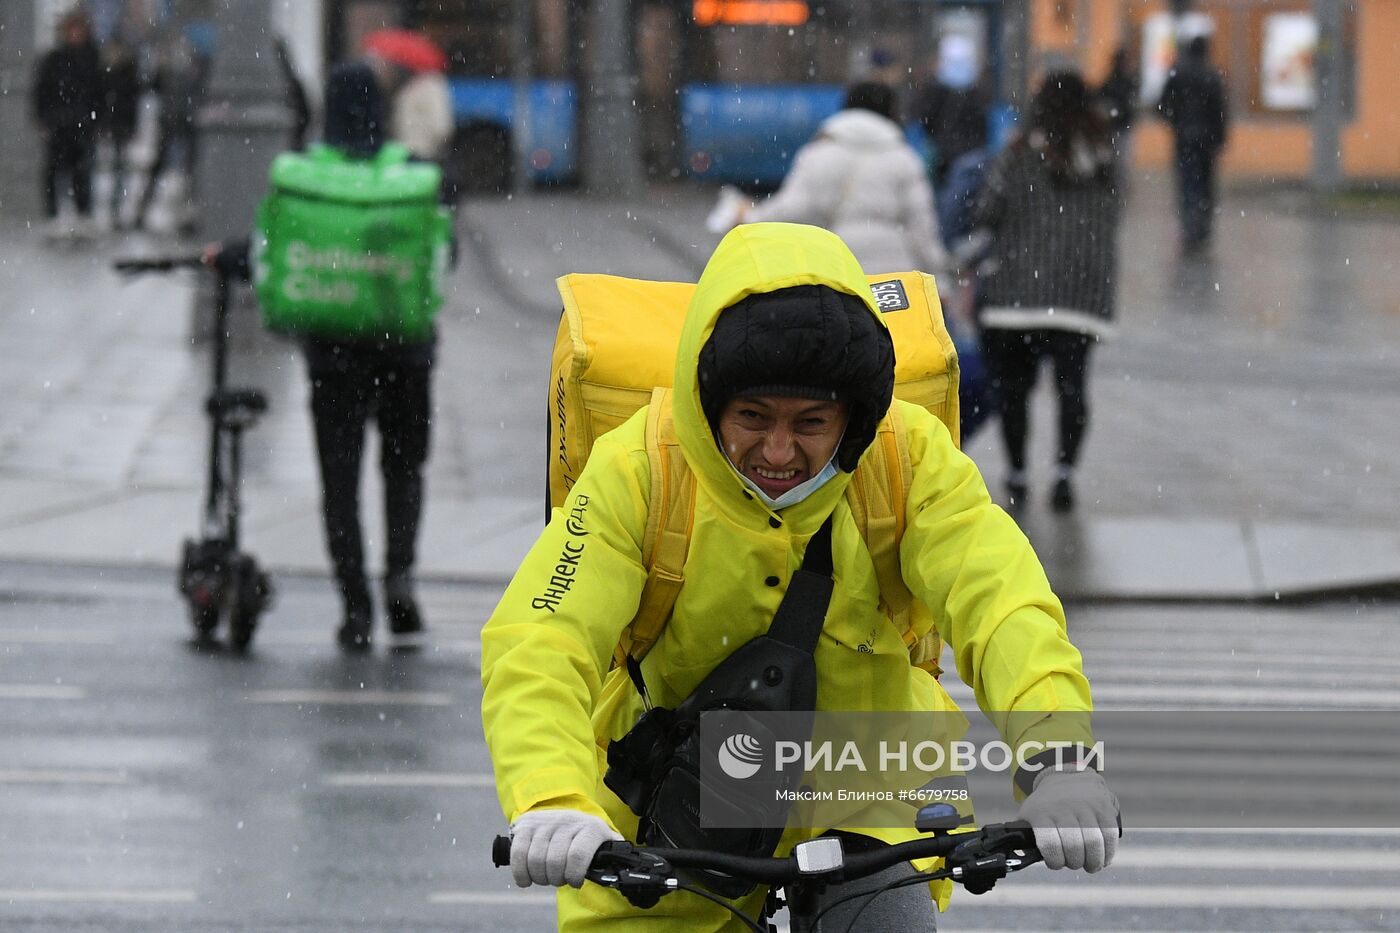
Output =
[{"x1": 870, "y1": 279, "x2": 910, "y2": 313}]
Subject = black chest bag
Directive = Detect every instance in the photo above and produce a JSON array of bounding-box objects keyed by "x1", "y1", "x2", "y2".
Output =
[{"x1": 604, "y1": 518, "x2": 835, "y2": 899}]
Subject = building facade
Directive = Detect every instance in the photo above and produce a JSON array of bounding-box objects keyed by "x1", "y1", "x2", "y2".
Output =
[{"x1": 1027, "y1": 0, "x2": 1398, "y2": 182}]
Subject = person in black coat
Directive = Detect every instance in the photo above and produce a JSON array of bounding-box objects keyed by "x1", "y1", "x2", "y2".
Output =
[
  {"x1": 134, "y1": 32, "x2": 210, "y2": 231},
  {"x1": 208, "y1": 64, "x2": 450, "y2": 653},
  {"x1": 101, "y1": 36, "x2": 142, "y2": 228},
  {"x1": 31, "y1": 11, "x2": 105, "y2": 232},
  {"x1": 1097, "y1": 47, "x2": 1139, "y2": 167},
  {"x1": 1157, "y1": 35, "x2": 1230, "y2": 254},
  {"x1": 968, "y1": 71, "x2": 1122, "y2": 514},
  {"x1": 914, "y1": 36, "x2": 990, "y2": 187}
]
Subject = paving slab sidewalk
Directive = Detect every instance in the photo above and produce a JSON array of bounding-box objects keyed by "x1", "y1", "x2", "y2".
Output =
[{"x1": 2, "y1": 174, "x2": 1399, "y2": 602}]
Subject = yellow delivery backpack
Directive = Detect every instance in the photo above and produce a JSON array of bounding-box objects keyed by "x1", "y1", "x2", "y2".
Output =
[{"x1": 549, "y1": 271, "x2": 960, "y2": 676}]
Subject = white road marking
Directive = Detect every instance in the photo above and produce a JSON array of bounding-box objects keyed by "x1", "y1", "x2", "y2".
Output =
[
  {"x1": 428, "y1": 883, "x2": 1400, "y2": 913},
  {"x1": 0, "y1": 770, "x2": 127, "y2": 785},
  {"x1": 965, "y1": 883, "x2": 1400, "y2": 909},
  {"x1": 323, "y1": 772, "x2": 495, "y2": 788},
  {"x1": 0, "y1": 629, "x2": 113, "y2": 645},
  {"x1": 0, "y1": 889, "x2": 196, "y2": 904},
  {"x1": 0, "y1": 684, "x2": 85, "y2": 700},
  {"x1": 241, "y1": 689, "x2": 455, "y2": 706},
  {"x1": 256, "y1": 633, "x2": 481, "y2": 653},
  {"x1": 1132, "y1": 826, "x2": 1400, "y2": 837},
  {"x1": 1111, "y1": 845, "x2": 1400, "y2": 871},
  {"x1": 428, "y1": 890, "x2": 554, "y2": 906},
  {"x1": 1090, "y1": 682, "x2": 1400, "y2": 707}
]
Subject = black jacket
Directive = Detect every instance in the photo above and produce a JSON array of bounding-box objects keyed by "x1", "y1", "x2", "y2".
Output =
[
  {"x1": 102, "y1": 57, "x2": 142, "y2": 140},
  {"x1": 971, "y1": 134, "x2": 1121, "y2": 333},
  {"x1": 1157, "y1": 59, "x2": 1229, "y2": 151},
  {"x1": 915, "y1": 81, "x2": 990, "y2": 175},
  {"x1": 32, "y1": 42, "x2": 105, "y2": 134}
]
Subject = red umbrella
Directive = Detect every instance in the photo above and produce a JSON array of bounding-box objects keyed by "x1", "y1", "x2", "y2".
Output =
[{"x1": 362, "y1": 29, "x2": 448, "y2": 73}]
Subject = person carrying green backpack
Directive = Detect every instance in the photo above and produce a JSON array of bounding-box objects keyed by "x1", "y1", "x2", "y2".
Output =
[{"x1": 211, "y1": 62, "x2": 452, "y2": 651}]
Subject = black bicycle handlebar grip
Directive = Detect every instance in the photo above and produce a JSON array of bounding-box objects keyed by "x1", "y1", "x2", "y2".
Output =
[
  {"x1": 492, "y1": 835, "x2": 512, "y2": 867},
  {"x1": 113, "y1": 256, "x2": 203, "y2": 274}
]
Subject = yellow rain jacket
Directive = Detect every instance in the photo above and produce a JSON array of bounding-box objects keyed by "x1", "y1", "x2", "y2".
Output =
[{"x1": 481, "y1": 223, "x2": 1094, "y2": 931}]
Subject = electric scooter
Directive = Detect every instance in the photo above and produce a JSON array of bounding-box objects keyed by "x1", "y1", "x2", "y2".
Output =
[{"x1": 114, "y1": 255, "x2": 273, "y2": 651}]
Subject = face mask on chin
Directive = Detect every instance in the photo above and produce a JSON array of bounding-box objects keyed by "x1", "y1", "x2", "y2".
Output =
[{"x1": 723, "y1": 446, "x2": 842, "y2": 510}]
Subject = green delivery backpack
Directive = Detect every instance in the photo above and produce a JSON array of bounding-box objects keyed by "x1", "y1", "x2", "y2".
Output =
[{"x1": 253, "y1": 143, "x2": 452, "y2": 340}]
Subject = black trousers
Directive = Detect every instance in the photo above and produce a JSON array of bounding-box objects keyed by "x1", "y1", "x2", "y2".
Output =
[
  {"x1": 135, "y1": 127, "x2": 198, "y2": 224},
  {"x1": 981, "y1": 328, "x2": 1094, "y2": 473},
  {"x1": 108, "y1": 135, "x2": 134, "y2": 221},
  {"x1": 42, "y1": 130, "x2": 96, "y2": 218},
  {"x1": 305, "y1": 341, "x2": 433, "y2": 599},
  {"x1": 1174, "y1": 140, "x2": 1219, "y2": 249}
]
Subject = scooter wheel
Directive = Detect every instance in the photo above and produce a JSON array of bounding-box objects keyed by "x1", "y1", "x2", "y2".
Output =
[
  {"x1": 191, "y1": 601, "x2": 221, "y2": 637},
  {"x1": 227, "y1": 609, "x2": 257, "y2": 654},
  {"x1": 227, "y1": 560, "x2": 272, "y2": 654}
]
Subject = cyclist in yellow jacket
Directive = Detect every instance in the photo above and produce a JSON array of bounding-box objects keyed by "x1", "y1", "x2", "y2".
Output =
[{"x1": 482, "y1": 223, "x2": 1119, "y2": 930}]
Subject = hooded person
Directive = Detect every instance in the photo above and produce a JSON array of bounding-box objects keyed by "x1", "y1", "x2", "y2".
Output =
[
  {"x1": 298, "y1": 62, "x2": 440, "y2": 652},
  {"x1": 210, "y1": 62, "x2": 443, "y2": 652},
  {"x1": 730, "y1": 82, "x2": 949, "y2": 279},
  {"x1": 482, "y1": 223, "x2": 1119, "y2": 930}
]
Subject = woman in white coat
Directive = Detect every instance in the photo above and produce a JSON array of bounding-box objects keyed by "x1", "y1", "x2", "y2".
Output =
[{"x1": 735, "y1": 82, "x2": 949, "y2": 277}]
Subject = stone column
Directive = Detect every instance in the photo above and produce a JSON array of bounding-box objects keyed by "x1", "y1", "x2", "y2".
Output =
[
  {"x1": 1311, "y1": 0, "x2": 1346, "y2": 194},
  {"x1": 0, "y1": 1, "x2": 41, "y2": 221},
  {"x1": 192, "y1": 0, "x2": 291, "y2": 340},
  {"x1": 194, "y1": 0, "x2": 292, "y2": 241},
  {"x1": 1001, "y1": 0, "x2": 1032, "y2": 112},
  {"x1": 581, "y1": 0, "x2": 643, "y2": 198}
]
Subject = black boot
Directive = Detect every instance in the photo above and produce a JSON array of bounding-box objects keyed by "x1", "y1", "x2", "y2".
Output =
[
  {"x1": 1005, "y1": 478, "x2": 1029, "y2": 513},
  {"x1": 384, "y1": 574, "x2": 424, "y2": 647},
  {"x1": 336, "y1": 581, "x2": 373, "y2": 653}
]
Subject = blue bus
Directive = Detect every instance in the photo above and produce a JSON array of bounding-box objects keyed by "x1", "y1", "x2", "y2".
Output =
[{"x1": 388, "y1": 0, "x2": 1014, "y2": 191}]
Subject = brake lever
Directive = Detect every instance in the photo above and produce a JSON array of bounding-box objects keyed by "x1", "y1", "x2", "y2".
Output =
[
  {"x1": 585, "y1": 841, "x2": 677, "y2": 909},
  {"x1": 946, "y1": 822, "x2": 1042, "y2": 895}
]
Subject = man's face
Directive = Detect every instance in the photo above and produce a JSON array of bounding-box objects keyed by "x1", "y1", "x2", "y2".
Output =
[{"x1": 717, "y1": 395, "x2": 848, "y2": 500}]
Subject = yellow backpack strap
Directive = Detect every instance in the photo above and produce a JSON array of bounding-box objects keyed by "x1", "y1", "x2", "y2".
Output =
[
  {"x1": 847, "y1": 405, "x2": 943, "y2": 677},
  {"x1": 613, "y1": 388, "x2": 695, "y2": 669}
]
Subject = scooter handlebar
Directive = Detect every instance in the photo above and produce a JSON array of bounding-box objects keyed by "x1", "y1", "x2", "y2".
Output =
[{"x1": 113, "y1": 255, "x2": 206, "y2": 276}]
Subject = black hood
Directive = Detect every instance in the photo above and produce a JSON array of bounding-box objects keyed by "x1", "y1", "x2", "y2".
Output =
[{"x1": 697, "y1": 284, "x2": 895, "y2": 473}]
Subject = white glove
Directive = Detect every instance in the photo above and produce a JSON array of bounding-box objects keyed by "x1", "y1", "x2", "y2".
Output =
[
  {"x1": 509, "y1": 809, "x2": 623, "y2": 889},
  {"x1": 1015, "y1": 767, "x2": 1120, "y2": 872}
]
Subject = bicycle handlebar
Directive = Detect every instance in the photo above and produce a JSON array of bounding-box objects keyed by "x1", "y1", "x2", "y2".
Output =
[
  {"x1": 492, "y1": 819, "x2": 1040, "y2": 901},
  {"x1": 113, "y1": 255, "x2": 206, "y2": 276}
]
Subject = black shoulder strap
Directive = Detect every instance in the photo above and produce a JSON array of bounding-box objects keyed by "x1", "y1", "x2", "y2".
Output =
[
  {"x1": 626, "y1": 516, "x2": 836, "y2": 704},
  {"x1": 765, "y1": 516, "x2": 835, "y2": 655}
]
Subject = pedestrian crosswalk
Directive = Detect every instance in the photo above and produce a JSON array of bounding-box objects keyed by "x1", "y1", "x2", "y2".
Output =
[
  {"x1": 4, "y1": 562, "x2": 1397, "y2": 931},
  {"x1": 934, "y1": 604, "x2": 1400, "y2": 931}
]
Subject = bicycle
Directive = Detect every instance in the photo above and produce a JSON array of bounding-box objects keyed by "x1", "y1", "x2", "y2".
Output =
[
  {"x1": 113, "y1": 255, "x2": 274, "y2": 652},
  {"x1": 492, "y1": 803, "x2": 1040, "y2": 932}
]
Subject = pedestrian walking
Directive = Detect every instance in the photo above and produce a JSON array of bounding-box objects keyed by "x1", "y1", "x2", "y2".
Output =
[
  {"x1": 363, "y1": 30, "x2": 457, "y2": 199},
  {"x1": 210, "y1": 63, "x2": 453, "y2": 652},
  {"x1": 31, "y1": 9, "x2": 105, "y2": 239},
  {"x1": 937, "y1": 146, "x2": 996, "y2": 442},
  {"x1": 133, "y1": 31, "x2": 208, "y2": 232},
  {"x1": 914, "y1": 34, "x2": 990, "y2": 187},
  {"x1": 1097, "y1": 47, "x2": 1139, "y2": 172},
  {"x1": 719, "y1": 81, "x2": 949, "y2": 278},
  {"x1": 968, "y1": 71, "x2": 1121, "y2": 513},
  {"x1": 100, "y1": 35, "x2": 142, "y2": 229},
  {"x1": 1156, "y1": 35, "x2": 1229, "y2": 255}
]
